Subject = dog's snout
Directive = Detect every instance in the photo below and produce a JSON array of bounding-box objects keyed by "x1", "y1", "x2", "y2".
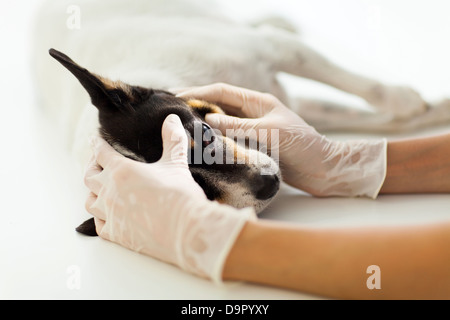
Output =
[{"x1": 254, "y1": 174, "x2": 280, "y2": 200}]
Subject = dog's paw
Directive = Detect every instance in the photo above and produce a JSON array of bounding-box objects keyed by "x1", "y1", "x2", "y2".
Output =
[
  {"x1": 425, "y1": 98, "x2": 450, "y2": 123},
  {"x1": 384, "y1": 98, "x2": 450, "y2": 132},
  {"x1": 366, "y1": 84, "x2": 427, "y2": 120},
  {"x1": 431, "y1": 98, "x2": 450, "y2": 109}
]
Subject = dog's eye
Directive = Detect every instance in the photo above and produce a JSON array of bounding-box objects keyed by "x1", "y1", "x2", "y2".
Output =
[{"x1": 202, "y1": 123, "x2": 215, "y2": 148}]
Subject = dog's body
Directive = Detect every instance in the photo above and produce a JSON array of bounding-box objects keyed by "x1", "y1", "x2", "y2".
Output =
[
  {"x1": 33, "y1": 0, "x2": 450, "y2": 229},
  {"x1": 33, "y1": 0, "x2": 450, "y2": 141}
]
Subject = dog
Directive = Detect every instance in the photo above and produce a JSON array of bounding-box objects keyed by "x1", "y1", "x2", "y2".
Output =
[
  {"x1": 33, "y1": 0, "x2": 450, "y2": 234},
  {"x1": 49, "y1": 48, "x2": 281, "y2": 235},
  {"x1": 33, "y1": 0, "x2": 450, "y2": 137}
]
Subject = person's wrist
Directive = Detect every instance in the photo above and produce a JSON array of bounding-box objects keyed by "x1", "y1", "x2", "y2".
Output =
[
  {"x1": 176, "y1": 199, "x2": 257, "y2": 282},
  {"x1": 329, "y1": 138, "x2": 388, "y2": 198}
]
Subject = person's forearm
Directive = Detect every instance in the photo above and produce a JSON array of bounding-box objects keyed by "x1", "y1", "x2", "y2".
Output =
[
  {"x1": 380, "y1": 133, "x2": 450, "y2": 194},
  {"x1": 222, "y1": 220, "x2": 450, "y2": 299}
]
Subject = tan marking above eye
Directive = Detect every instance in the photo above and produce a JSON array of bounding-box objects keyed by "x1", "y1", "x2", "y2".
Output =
[{"x1": 186, "y1": 99, "x2": 225, "y2": 114}]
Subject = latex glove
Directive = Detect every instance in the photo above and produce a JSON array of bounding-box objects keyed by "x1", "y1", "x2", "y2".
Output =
[
  {"x1": 84, "y1": 114, "x2": 256, "y2": 282},
  {"x1": 177, "y1": 83, "x2": 387, "y2": 198}
]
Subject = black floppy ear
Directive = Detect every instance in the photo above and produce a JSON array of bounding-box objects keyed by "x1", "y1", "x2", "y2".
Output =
[
  {"x1": 76, "y1": 218, "x2": 98, "y2": 237},
  {"x1": 49, "y1": 48, "x2": 135, "y2": 113}
]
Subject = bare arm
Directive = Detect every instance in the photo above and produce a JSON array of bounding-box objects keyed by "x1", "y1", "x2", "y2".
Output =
[
  {"x1": 381, "y1": 133, "x2": 450, "y2": 194},
  {"x1": 223, "y1": 219, "x2": 450, "y2": 299},
  {"x1": 223, "y1": 133, "x2": 450, "y2": 299}
]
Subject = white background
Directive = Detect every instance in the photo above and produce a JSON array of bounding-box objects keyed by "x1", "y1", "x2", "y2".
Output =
[{"x1": 1, "y1": 0, "x2": 449, "y2": 299}]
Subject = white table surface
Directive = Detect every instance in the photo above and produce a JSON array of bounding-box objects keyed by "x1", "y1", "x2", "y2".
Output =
[{"x1": 1, "y1": 0, "x2": 449, "y2": 300}]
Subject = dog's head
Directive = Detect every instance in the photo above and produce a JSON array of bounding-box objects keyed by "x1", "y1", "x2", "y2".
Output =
[{"x1": 49, "y1": 49, "x2": 280, "y2": 235}]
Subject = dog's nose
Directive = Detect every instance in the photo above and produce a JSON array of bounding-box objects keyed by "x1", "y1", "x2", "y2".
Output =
[{"x1": 255, "y1": 174, "x2": 280, "y2": 200}]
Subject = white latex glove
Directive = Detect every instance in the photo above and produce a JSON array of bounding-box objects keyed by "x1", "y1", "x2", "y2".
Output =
[
  {"x1": 177, "y1": 83, "x2": 387, "y2": 198},
  {"x1": 84, "y1": 114, "x2": 256, "y2": 282}
]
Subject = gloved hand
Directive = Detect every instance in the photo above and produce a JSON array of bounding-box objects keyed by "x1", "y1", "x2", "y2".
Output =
[
  {"x1": 177, "y1": 83, "x2": 387, "y2": 198},
  {"x1": 84, "y1": 114, "x2": 256, "y2": 282}
]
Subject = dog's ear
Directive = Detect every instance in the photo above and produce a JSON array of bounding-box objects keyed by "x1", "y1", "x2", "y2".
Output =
[
  {"x1": 76, "y1": 218, "x2": 98, "y2": 237},
  {"x1": 49, "y1": 48, "x2": 138, "y2": 114}
]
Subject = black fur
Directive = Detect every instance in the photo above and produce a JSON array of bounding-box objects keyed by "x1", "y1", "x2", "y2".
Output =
[
  {"x1": 49, "y1": 49, "x2": 279, "y2": 237},
  {"x1": 75, "y1": 217, "x2": 97, "y2": 236}
]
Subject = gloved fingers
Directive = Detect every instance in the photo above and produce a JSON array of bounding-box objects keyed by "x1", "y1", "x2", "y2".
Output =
[
  {"x1": 85, "y1": 191, "x2": 97, "y2": 211},
  {"x1": 84, "y1": 191, "x2": 108, "y2": 221},
  {"x1": 94, "y1": 217, "x2": 106, "y2": 238},
  {"x1": 205, "y1": 113, "x2": 261, "y2": 136},
  {"x1": 160, "y1": 114, "x2": 189, "y2": 165},
  {"x1": 91, "y1": 136, "x2": 127, "y2": 170},
  {"x1": 176, "y1": 83, "x2": 277, "y2": 118},
  {"x1": 84, "y1": 154, "x2": 103, "y2": 195}
]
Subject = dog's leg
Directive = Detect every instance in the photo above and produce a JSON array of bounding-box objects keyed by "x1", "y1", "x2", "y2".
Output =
[
  {"x1": 290, "y1": 96, "x2": 450, "y2": 133},
  {"x1": 262, "y1": 28, "x2": 427, "y2": 120},
  {"x1": 288, "y1": 97, "x2": 380, "y2": 132}
]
